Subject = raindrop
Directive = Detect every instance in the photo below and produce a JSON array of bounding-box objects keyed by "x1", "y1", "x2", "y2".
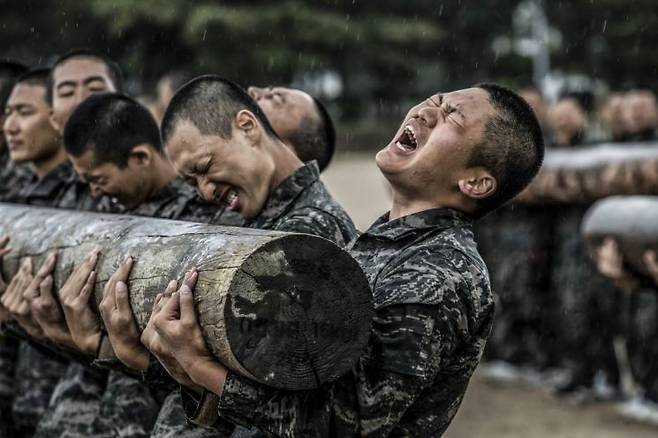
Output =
[
  {"x1": 602, "y1": 19, "x2": 607, "y2": 33},
  {"x1": 202, "y1": 29, "x2": 207, "y2": 41}
]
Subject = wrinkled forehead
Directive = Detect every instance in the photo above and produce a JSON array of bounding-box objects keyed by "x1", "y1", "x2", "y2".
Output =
[
  {"x1": 53, "y1": 58, "x2": 114, "y2": 87},
  {"x1": 441, "y1": 87, "x2": 492, "y2": 108}
]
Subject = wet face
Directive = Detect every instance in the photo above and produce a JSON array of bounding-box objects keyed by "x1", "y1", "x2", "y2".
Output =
[
  {"x1": 3, "y1": 83, "x2": 61, "y2": 164},
  {"x1": 376, "y1": 88, "x2": 494, "y2": 195},
  {"x1": 51, "y1": 58, "x2": 117, "y2": 132},
  {"x1": 166, "y1": 119, "x2": 274, "y2": 219},
  {"x1": 69, "y1": 149, "x2": 146, "y2": 209},
  {"x1": 247, "y1": 86, "x2": 317, "y2": 145}
]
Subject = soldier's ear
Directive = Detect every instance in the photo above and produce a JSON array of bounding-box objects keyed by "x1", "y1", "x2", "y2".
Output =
[
  {"x1": 235, "y1": 110, "x2": 262, "y2": 147},
  {"x1": 48, "y1": 109, "x2": 62, "y2": 134},
  {"x1": 458, "y1": 167, "x2": 497, "y2": 200},
  {"x1": 128, "y1": 144, "x2": 153, "y2": 167}
]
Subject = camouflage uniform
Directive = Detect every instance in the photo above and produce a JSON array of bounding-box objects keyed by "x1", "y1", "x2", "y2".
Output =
[
  {"x1": 550, "y1": 205, "x2": 621, "y2": 393},
  {"x1": 165, "y1": 162, "x2": 357, "y2": 437},
  {"x1": 0, "y1": 161, "x2": 77, "y2": 437},
  {"x1": 35, "y1": 175, "x2": 237, "y2": 438},
  {"x1": 627, "y1": 286, "x2": 658, "y2": 402},
  {"x1": 182, "y1": 207, "x2": 493, "y2": 437},
  {"x1": 0, "y1": 147, "x2": 35, "y2": 202},
  {"x1": 476, "y1": 203, "x2": 557, "y2": 369}
]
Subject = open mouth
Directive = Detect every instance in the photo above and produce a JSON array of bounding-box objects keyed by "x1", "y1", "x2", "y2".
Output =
[
  {"x1": 395, "y1": 125, "x2": 418, "y2": 153},
  {"x1": 219, "y1": 187, "x2": 240, "y2": 211}
]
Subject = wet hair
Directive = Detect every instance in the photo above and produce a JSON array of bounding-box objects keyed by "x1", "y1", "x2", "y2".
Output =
[
  {"x1": 49, "y1": 48, "x2": 123, "y2": 102},
  {"x1": 64, "y1": 93, "x2": 162, "y2": 168},
  {"x1": 286, "y1": 96, "x2": 336, "y2": 172},
  {"x1": 0, "y1": 60, "x2": 28, "y2": 111},
  {"x1": 471, "y1": 83, "x2": 545, "y2": 217},
  {"x1": 161, "y1": 75, "x2": 280, "y2": 146}
]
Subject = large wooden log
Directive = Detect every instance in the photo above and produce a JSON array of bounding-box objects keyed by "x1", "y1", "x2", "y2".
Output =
[
  {"x1": 516, "y1": 142, "x2": 658, "y2": 204},
  {"x1": 0, "y1": 203, "x2": 373, "y2": 390},
  {"x1": 581, "y1": 196, "x2": 658, "y2": 277}
]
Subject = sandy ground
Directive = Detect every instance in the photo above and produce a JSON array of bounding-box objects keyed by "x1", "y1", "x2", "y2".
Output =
[{"x1": 321, "y1": 151, "x2": 658, "y2": 438}]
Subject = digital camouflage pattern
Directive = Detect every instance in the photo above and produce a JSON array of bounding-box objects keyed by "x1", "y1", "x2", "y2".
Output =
[
  {"x1": 37, "y1": 174, "x2": 242, "y2": 438},
  {"x1": 1, "y1": 161, "x2": 78, "y2": 437},
  {"x1": 150, "y1": 391, "x2": 226, "y2": 438},
  {"x1": 114, "y1": 177, "x2": 242, "y2": 227},
  {"x1": 169, "y1": 161, "x2": 358, "y2": 438},
  {"x1": 33, "y1": 363, "x2": 107, "y2": 437},
  {"x1": 476, "y1": 203, "x2": 557, "y2": 369},
  {"x1": 188, "y1": 208, "x2": 493, "y2": 437},
  {"x1": 0, "y1": 147, "x2": 35, "y2": 202},
  {"x1": 242, "y1": 161, "x2": 357, "y2": 247}
]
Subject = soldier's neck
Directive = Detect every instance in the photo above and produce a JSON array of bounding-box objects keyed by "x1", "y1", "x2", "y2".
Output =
[
  {"x1": 147, "y1": 156, "x2": 177, "y2": 197},
  {"x1": 268, "y1": 139, "x2": 303, "y2": 193},
  {"x1": 33, "y1": 146, "x2": 67, "y2": 179}
]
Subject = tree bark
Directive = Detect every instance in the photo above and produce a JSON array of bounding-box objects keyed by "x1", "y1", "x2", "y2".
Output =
[
  {"x1": 0, "y1": 203, "x2": 373, "y2": 390},
  {"x1": 581, "y1": 196, "x2": 658, "y2": 277},
  {"x1": 516, "y1": 142, "x2": 658, "y2": 204}
]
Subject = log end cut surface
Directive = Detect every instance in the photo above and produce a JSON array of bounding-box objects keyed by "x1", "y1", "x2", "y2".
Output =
[{"x1": 218, "y1": 235, "x2": 373, "y2": 390}]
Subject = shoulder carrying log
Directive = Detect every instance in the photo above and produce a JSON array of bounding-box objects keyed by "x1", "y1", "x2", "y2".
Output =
[
  {"x1": 516, "y1": 142, "x2": 658, "y2": 204},
  {"x1": 0, "y1": 203, "x2": 374, "y2": 390},
  {"x1": 581, "y1": 195, "x2": 658, "y2": 277}
]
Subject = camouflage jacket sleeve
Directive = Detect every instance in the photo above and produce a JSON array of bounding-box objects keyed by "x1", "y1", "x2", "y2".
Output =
[
  {"x1": 273, "y1": 208, "x2": 352, "y2": 248},
  {"x1": 209, "y1": 255, "x2": 476, "y2": 437}
]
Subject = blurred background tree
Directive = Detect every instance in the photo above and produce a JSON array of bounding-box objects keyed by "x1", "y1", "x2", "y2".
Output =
[{"x1": 1, "y1": 0, "x2": 656, "y2": 149}]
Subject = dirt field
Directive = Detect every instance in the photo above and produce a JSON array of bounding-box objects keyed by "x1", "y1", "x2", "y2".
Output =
[{"x1": 322, "y1": 151, "x2": 658, "y2": 438}]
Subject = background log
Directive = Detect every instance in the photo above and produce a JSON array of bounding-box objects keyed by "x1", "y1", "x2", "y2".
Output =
[
  {"x1": 516, "y1": 142, "x2": 658, "y2": 204},
  {"x1": 581, "y1": 196, "x2": 658, "y2": 277},
  {"x1": 0, "y1": 203, "x2": 374, "y2": 390}
]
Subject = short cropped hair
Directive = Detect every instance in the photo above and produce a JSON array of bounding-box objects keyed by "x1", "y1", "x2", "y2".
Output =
[
  {"x1": 49, "y1": 48, "x2": 123, "y2": 102},
  {"x1": 7, "y1": 68, "x2": 52, "y2": 105},
  {"x1": 286, "y1": 96, "x2": 336, "y2": 172},
  {"x1": 470, "y1": 83, "x2": 545, "y2": 216},
  {"x1": 0, "y1": 60, "x2": 28, "y2": 111},
  {"x1": 64, "y1": 93, "x2": 162, "y2": 168},
  {"x1": 161, "y1": 75, "x2": 280, "y2": 146}
]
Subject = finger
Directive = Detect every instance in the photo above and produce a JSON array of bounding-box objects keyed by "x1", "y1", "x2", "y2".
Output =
[
  {"x1": 154, "y1": 280, "x2": 177, "y2": 315},
  {"x1": 105, "y1": 256, "x2": 133, "y2": 299},
  {"x1": 179, "y1": 283, "x2": 197, "y2": 327},
  {"x1": 0, "y1": 247, "x2": 11, "y2": 258},
  {"x1": 115, "y1": 256, "x2": 134, "y2": 283},
  {"x1": 0, "y1": 236, "x2": 10, "y2": 251},
  {"x1": 182, "y1": 270, "x2": 198, "y2": 291},
  {"x1": 81, "y1": 271, "x2": 96, "y2": 301},
  {"x1": 38, "y1": 275, "x2": 55, "y2": 304},
  {"x1": 37, "y1": 253, "x2": 57, "y2": 278},
  {"x1": 114, "y1": 281, "x2": 133, "y2": 317},
  {"x1": 69, "y1": 251, "x2": 100, "y2": 292}
]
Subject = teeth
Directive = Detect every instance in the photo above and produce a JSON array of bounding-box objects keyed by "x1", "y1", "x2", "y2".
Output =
[
  {"x1": 224, "y1": 189, "x2": 237, "y2": 205},
  {"x1": 404, "y1": 126, "x2": 418, "y2": 147}
]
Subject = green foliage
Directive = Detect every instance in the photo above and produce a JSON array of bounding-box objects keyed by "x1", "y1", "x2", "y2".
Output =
[{"x1": 2, "y1": 0, "x2": 658, "y2": 126}]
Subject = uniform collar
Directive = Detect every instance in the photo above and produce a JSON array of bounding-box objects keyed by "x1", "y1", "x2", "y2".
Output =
[
  {"x1": 363, "y1": 207, "x2": 472, "y2": 240},
  {"x1": 245, "y1": 161, "x2": 320, "y2": 229},
  {"x1": 27, "y1": 160, "x2": 72, "y2": 198}
]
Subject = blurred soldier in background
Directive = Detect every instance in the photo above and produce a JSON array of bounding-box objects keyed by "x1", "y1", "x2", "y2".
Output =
[
  {"x1": 621, "y1": 90, "x2": 658, "y2": 142},
  {"x1": 0, "y1": 60, "x2": 30, "y2": 202},
  {"x1": 547, "y1": 97, "x2": 588, "y2": 147}
]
